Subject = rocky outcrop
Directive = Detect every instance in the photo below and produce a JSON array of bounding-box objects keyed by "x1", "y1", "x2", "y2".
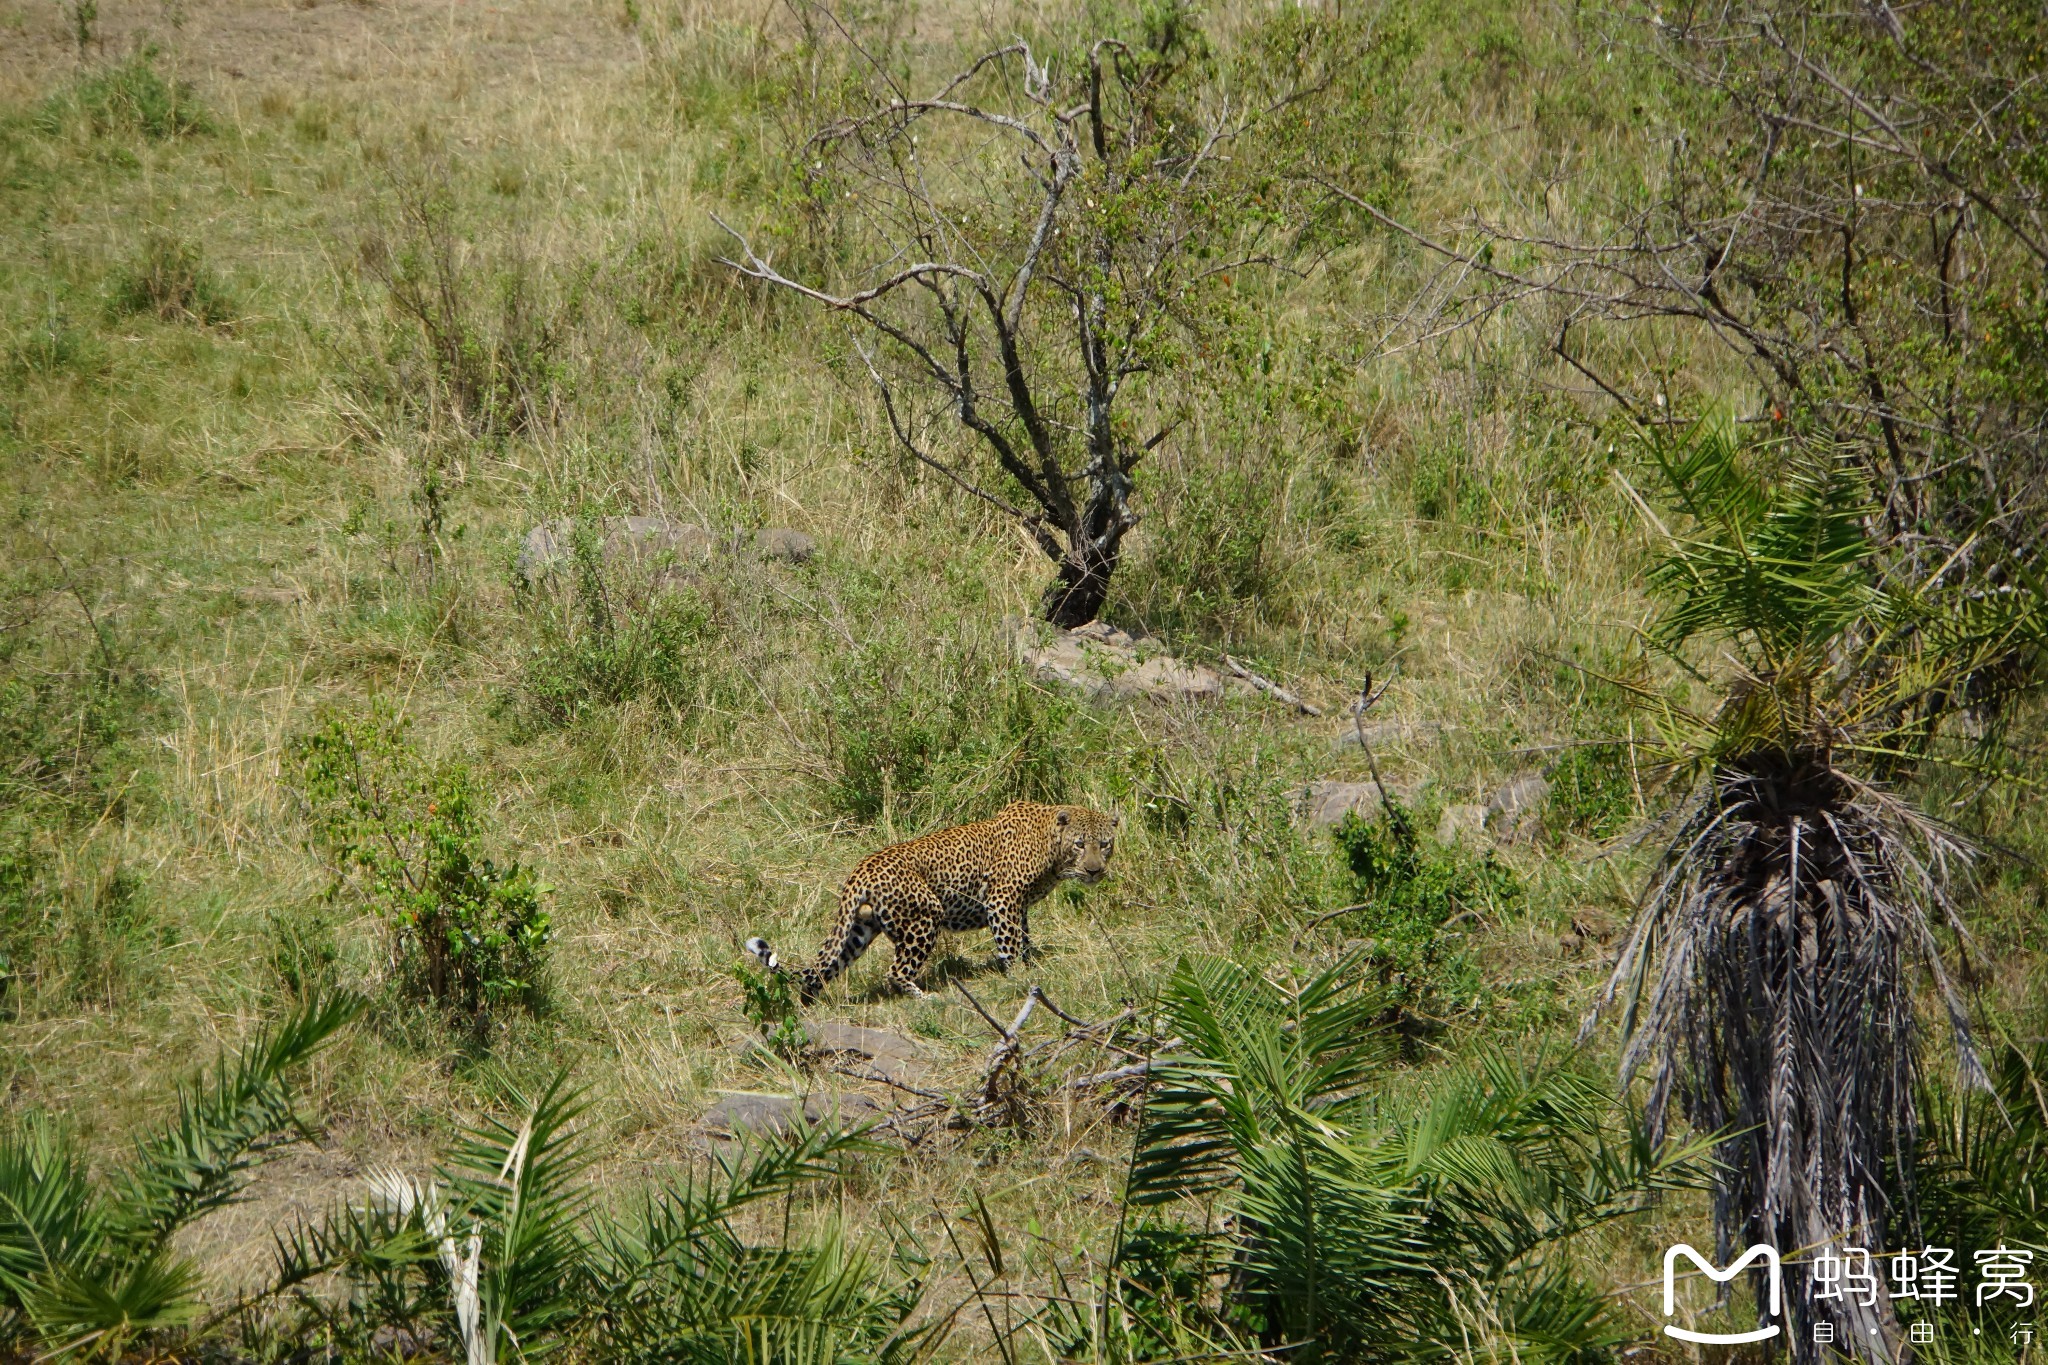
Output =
[
  {"x1": 1010, "y1": 618, "x2": 1254, "y2": 705},
  {"x1": 1298, "y1": 777, "x2": 1433, "y2": 828},
  {"x1": 1331, "y1": 718, "x2": 1450, "y2": 752},
  {"x1": 805, "y1": 1021, "x2": 928, "y2": 1084},
  {"x1": 699, "y1": 1090, "x2": 885, "y2": 1137},
  {"x1": 1486, "y1": 769, "x2": 1551, "y2": 844}
]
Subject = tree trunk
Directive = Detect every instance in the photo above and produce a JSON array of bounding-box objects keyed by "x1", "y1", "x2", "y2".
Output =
[{"x1": 1042, "y1": 533, "x2": 1123, "y2": 628}]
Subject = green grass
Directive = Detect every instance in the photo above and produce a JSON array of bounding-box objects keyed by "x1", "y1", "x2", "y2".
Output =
[{"x1": 0, "y1": 0, "x2": 2042, "y2": 1358}]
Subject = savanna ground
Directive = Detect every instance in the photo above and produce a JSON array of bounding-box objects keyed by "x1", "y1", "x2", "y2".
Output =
[{"x1": 3, "y1": 0, "x2": 2044, "y2": 1355}]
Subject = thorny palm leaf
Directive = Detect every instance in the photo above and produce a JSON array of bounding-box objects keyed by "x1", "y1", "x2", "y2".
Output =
[
  {"x1": 0, "y1": 993, "x2": 360, "y2": 1360},
  {"x1": 586, "y1": 1121, "x2": 936, "y2": 1364},
  {"x1": 1129, "y1": 956, "x2": 1707, "y2": 1362}
]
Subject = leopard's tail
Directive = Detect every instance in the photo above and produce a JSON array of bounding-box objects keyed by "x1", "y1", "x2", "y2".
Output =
[
  {"x1": 744, "y1": 935, "x2": 823, "y2": 1003},
  {"x1": 746, "y1": 890, "x2": 881, "y2": 1004}
]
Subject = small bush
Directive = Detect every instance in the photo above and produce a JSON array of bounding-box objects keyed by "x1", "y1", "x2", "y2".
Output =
[
  {"x1": 357, "y1": 138, "x2": 563, "y2": 435},
  {"x1": 107, "y1": 232, "x2": 234, "y2": 325},
  {"x1": 37, "y1": 50, "x2": 210, "y2": 140},
  {"x1": 734, "y1": 961, "x2": 806, "y2": 1058},
  {"x1": 293, "y1": 705, "x2": 550, "y2": 1024},
  {"x1": 1330, "y1": 805, "x2": 1518, "y2": 1032},
  {"x1": 1545, "y1": 745, "x2": 1634, "y2": 840}
]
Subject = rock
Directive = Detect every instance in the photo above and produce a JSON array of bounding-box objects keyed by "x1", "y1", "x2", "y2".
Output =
[
  {"x1": 806, "y1": 1021, "x2": 928, "y2": 1082},
  {"x1": 1331, "y1": 719, "x2": 1449, "y2": 752},
  {"x1": 1298, "y1": 778, "x2": 1432, "y2": 828},
  {"x1": 1010, "y1": 617, "x2": 1249, "y2": 706},
  {"x1": 1436, "y1": 803, "x2": 1488, "y2": 847},
  {"x1": 700, "y1": 1091, "x2": 886, "y2": 1138},
  {"x1": 368, "y1": 1325, "x2": 431, "y2": 1359},
  {"x1": 754, "y1": 527, "x2": 817, "y2": 564},
  {"x1": 517, "y1": 514, "x2": 724, "y2": 586},
  {"x1": 1486, "y1": 769, "x2": 1550, "y2": 844},
  {"x1": 1068, "y1": 620, "x2": 1138, "y2": 648}
]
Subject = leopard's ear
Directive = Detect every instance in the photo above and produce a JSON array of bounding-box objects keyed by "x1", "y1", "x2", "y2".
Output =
[{"x1": 1055, "y1": 809, "x2": 1071, "y2": 827}]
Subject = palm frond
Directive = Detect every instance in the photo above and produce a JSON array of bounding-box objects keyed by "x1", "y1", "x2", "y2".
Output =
[
  {"x1": 1125, "y1": 956, "x2": 1706, "y2": 1359},
  {"x1": 1643, "y1": 422, "x2": 1875, "y2": 668},
  {"x1": 439, "y1": 1069, "x2": 591, "y2": 1363},
  {"x1": 0, "y1": 1116, "x2": 102, "y2": 1309},
  {"x1": 109, "y1": 992, "x2": 364, "y2": 1253},
  {"x1": 22, "y1": 1248, "x2": 201, "y2": 1361}
]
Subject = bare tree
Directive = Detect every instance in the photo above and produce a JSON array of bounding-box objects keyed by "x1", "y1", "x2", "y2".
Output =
[{"x1": 718, "y1": 16, "x2": 1353, "y2": 626}]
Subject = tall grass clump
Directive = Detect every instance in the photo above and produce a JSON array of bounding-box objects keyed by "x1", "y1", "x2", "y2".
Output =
[
  {"x1": 35, "y1": 50, "x2": 209, "y2": 140},
  {"x1": 515, "y1": 539, "x2": 722, "y2": 734},
  {"x1": 106, "y1": 231, "x2": 233, "y2": 326},
  {"x1": 815, "y1": 626, "x2": 1086, "y2": 827}
]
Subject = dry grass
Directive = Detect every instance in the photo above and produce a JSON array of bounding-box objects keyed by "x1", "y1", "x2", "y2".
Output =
[{"x1": 3, "y1": 0, "x2": 2042, "y2": 1356}]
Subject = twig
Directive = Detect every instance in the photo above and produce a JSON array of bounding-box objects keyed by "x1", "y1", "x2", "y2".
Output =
[
  {"x1": 1063, "y1": 1060, "x2": 1153, "y2": 1090},
  {"x1": 1222, "y1": 656, "x2": 1322, "y2": 715},
  {"x1": 828, "y1": 1063, "x2": 948, "y2": 1102},
  {"x1": 954, "y1": 980, "x2": 1009, "y2": 1036}
]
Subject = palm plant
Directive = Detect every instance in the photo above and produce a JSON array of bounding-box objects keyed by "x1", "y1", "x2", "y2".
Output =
[
  {"x1": 0, "y1": 993, "x2": 361, "y2": 1359},
  {"x1": 1590, "y1": 421, "x2": 2048, "y2": 1360},
  {"x1": 272, "y1": 1073, "x2": 937, "y2": 1363},
  {"x1": 1104, "y1": 955, "x2": 1708, "y2": 1362}
]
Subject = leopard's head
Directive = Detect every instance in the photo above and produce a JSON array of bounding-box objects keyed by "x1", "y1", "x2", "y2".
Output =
[{"x1": 1052, "y1": 806, "x2": 1118, "y2": 884}]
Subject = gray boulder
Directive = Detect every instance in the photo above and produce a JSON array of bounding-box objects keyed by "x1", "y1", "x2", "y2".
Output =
[
  {"x1": 806, "y1": 1021, "x2": 929, "y2": 1083},
  {"x1": 700, "y1": 1091, "x2": 885, "y2": 1138},
  {"x1": 1332, "y1": 718, "x2": 1449, "y2": 753},
  {"x1": 1298, "y1": 777, "x2": 1431, "y2": 828},
  {"x1": 754, "y1": 527, "x2": 817, "y2": 564},
  {"x1": 1486, "y1": 769, "x2": 1551, "y2": 843},
  {"x1": 1436, "y1": 803, "x2": 1488, "y2": 847}
]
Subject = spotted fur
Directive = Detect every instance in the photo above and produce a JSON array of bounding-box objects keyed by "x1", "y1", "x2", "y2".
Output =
[{"x1": 745, "y1": 801, "x2": 1117, "y2": 1000}]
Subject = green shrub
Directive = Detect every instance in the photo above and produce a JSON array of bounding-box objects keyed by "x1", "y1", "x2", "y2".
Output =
[
  {"x1": 734, "y1": 961, "x2": 806, "y2": 1060},
  {"x1": 1545, "y1": 745, "x2": 1634, "y2": 840},
  {"x1": 107, "y1": 232, "x2": 233, "y2": 326},
  {"x1": 36, "y1": 51, "x2": 210, "y2": 140},
  {"x1": 356, "y1": 137, "x2": 564, "y2": 435},
  {"x1": 1329, "y1": 804, "x2": 1517, "y2": 1030},
  {"x1": 293, "y1": 705, "x2": 550, "y2": 1023}
]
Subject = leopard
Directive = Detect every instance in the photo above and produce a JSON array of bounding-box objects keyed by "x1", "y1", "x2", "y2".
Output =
[{"x1": 745, "y1": 801, "x2": 1117, "y2": 1000}]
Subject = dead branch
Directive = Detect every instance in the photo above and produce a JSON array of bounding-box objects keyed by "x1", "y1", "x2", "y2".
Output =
[{"x1": 1223, "y1": 656, "x2": 1322, "y2": 716}]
